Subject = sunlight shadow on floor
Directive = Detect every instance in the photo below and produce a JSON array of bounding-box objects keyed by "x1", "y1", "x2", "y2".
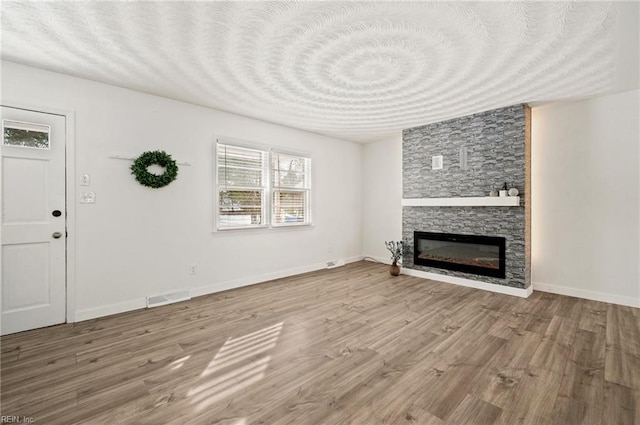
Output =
[
  {"x1": 169, "y1": 355, "x2": 191, "y2": 370},
  {"x1": 187, "y1": 322, "x2": 284, "y2": 412}
]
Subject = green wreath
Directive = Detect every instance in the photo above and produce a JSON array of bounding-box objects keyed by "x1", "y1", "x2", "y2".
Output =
[{"x1": 130, "y1": 150, "x2": 178, "y2": 188}]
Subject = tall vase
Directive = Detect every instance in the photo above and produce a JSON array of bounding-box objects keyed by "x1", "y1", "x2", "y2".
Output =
[{"x1": 390, "y1": 263, "x2": 400, "y2": 276}]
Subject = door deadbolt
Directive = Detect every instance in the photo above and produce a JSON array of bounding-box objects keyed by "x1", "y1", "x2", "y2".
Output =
[
  {"x1": 52, "y1": 232, "x2": 63, "y2": 239},
  {"x1": 52, "y1": 210, "x2": 62, "y2": 217}
]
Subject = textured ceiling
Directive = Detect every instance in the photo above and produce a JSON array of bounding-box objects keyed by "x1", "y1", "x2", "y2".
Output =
[{"x1": 0, "y1": 1, "x2": 624, "y2": 143}]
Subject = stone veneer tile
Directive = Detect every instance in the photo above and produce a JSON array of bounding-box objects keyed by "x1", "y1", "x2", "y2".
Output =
[{"x1": 403, "y1": 104, "x2": 531, "y2": 289}]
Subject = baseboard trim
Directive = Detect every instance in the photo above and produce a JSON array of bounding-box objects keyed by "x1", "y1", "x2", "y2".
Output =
[
  {"x1": 362, "y1": 255, "x2": 390, "y2": 265},
  {"x1": 344, "y1": 255, "x2": 366, "y2": 265},
  {"x1": 74, "y1": 255, "x2": 364, "y2": 322},
  {"x1": 401, "y1": 268, "x2": 533, "y2": 298},
  {"x1": 192, "y1": 255, "x2": 363, "y2": 298},
  {"x1": 75, "y1": 298, "x2": 147, "y2": 322},
  {"x1": 533, "y1": 281, "x2": 640, "y2": 308}
]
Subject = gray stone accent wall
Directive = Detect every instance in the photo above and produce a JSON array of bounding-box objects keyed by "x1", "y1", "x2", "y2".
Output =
[
  {"x1": 402, "y1": 104, "x2": 531, "y2": 289},
  {"x1": 403, "y1": 207, "x2": 525, "y2": 288}
]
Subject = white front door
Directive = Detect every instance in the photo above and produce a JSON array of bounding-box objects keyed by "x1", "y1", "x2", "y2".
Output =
[{"x1": 1, "y1": 106, "x2": 66, "y2": 335}]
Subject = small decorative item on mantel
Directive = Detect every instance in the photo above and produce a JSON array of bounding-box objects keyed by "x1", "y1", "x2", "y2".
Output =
[
  {"x1": 385, "y1": 240, "x2": 408, "y2": 276},
  {"x1": 489, "y1": 189, "x2": 498, "y2": 197},
  {"x1": 499, "y1": 182, "x2": 508, "y2": 197},
  {"x1": 508, "y1": 187, "x2": 519, "y2": 197}
]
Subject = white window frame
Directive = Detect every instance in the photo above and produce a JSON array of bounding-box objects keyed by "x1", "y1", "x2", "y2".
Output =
[
  {"x1": 215, "y1": 139, "x2": 269, "y2": 230},
  {"x1": 270, "y1": 149, "x2": 312, "y2": 227},
  {"x1": 214, "y1": 138, "x2": 312, "y2": 231}
]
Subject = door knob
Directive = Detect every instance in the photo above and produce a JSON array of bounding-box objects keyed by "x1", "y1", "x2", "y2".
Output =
[
  {"x1": 52, "y1": 232, "x2": 62, "y2": 239},
  {"x1": 52, "y1": 210, "x2": 62, "y2": 217}
]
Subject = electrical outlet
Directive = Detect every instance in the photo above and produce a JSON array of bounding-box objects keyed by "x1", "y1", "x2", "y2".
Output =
[
  {"x1": 80, "y1": 174, "x2": 91, "y2": 186},
  {"x1": 189, "y1": 264, "x2": 198, "y2": 275}
]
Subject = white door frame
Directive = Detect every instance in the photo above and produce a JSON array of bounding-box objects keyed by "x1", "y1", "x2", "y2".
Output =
[{"x1": 1, "y1": 102, "x2": 77, "y2": 324}]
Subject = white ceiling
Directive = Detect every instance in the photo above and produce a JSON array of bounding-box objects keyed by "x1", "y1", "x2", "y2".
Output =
[{"x1": 1, "y1": 1, "x2": 637, "y2": 143}]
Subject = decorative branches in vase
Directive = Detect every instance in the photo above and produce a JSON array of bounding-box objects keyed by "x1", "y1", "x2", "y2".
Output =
[{"x1": 385, "y1": 240, "x2": 409, "y2": 276}]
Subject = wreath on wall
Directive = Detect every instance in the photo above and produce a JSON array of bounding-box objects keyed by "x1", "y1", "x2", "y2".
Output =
[{"x1": 130, "y1": 150, "x2": 178, "y2": 188}]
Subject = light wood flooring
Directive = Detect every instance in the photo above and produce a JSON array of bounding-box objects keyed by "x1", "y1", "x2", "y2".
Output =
[{"x1": 1, "y1": 261, "x2": 639, "y2": 424}]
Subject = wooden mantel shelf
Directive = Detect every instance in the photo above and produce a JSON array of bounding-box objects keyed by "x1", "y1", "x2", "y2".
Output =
[{"x1": 402, "y1": 196, "x2": 520, "y2": 207}]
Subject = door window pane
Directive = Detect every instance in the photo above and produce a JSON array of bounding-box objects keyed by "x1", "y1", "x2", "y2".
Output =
[{"x1": 2, "y1": 120, "x2": 50, "y2": 149}]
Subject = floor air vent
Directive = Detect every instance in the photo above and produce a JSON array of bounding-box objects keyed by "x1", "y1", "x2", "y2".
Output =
[{"x1": 146, "y1": 290, "x2": 191, "y2": 308}]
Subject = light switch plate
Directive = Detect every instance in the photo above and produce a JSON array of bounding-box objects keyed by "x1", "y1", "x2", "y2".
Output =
[
  {"x1": 80, "y1": 174, "x2": 91, "y2": 186},
  {"x1": 80, "y1": 192, "x2": 95, "y2": 204},
  {"x1": 432, "y1": 155, "x2": 443, "y2": 170}
]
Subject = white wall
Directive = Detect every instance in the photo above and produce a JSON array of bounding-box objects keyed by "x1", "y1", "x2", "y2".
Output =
[
  {"x1": 3, "y1": 61, "x2": 638, "y2": 322},
  {"x1": 359, "y1": 91, "x2": 640, "y2": 307},
  {"x1": 361, "y1": 135, "x2": 403, "y2": 263},
  {"x1": 531, "y1": 90, "x2": 640, "y2": 307},
  {"x1": 1, "y1": 61, "x2": 363, "y2": 320}
]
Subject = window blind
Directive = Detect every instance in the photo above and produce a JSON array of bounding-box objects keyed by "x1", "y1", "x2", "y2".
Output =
[
  {"x1": 271, "y1": 151, "x2": 311, "y2": 226},
  {"x1": 217, "y1": 143, "x2": 268, "y2": 228}
]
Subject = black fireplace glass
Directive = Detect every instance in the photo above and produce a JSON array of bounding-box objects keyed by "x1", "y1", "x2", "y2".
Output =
[{"x1": 413, "y1": 232, "x2": 506, "y2": 278}]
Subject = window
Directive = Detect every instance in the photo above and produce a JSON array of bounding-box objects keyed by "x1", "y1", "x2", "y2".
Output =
[
  {"x1": 215, "y1": 141, "x2": 311, "y2": 230},
  {"x1": 217, "y1": 143, "x2": 268, "y2": 229},
  {"x1": 2, "y1": 120, "x2": 50, "y2": 149},
  {"x1": 271, "y1": 151, "x2": 311, "y2": 226}
]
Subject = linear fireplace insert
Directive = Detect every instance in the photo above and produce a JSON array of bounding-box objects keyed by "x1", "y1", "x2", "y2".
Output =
[{"x1": 414, "y1": 231, "x2": 506, "y2": 278}]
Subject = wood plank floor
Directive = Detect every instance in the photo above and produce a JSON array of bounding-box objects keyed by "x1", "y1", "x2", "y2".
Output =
[{"x1": 1, "y1": 261, "x2": 638, "y2": 424}]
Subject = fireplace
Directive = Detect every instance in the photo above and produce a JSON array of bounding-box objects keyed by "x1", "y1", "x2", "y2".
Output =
[{"x1": 413, "y1": 232, "x2": 506, "y2": 278}]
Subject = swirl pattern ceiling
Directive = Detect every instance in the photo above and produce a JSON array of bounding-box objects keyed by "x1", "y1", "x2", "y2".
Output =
[{"x1": 1, "y1": 1, "x2": 619, "y2": 142}]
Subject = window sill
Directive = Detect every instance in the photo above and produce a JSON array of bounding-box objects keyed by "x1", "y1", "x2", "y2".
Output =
[
  {"x1": 271, "y1": 222, "x2": 313, "y2": 228},
  {"x1": 217, "y1": 224, "x2": 269, "y2": 231},
  {"x1": 213, "y1": 223, "x2": 314, "y2": 235}
]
